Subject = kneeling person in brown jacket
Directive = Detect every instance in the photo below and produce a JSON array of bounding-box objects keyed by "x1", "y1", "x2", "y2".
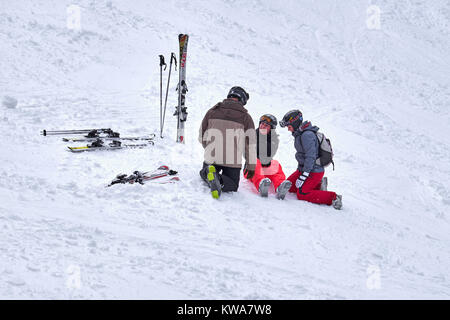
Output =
[{"x1": 199, "y1": 86, "x2": 257, "y2": 199}]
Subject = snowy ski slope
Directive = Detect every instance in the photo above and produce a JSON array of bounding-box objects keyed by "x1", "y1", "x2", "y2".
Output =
[{"x1": 0, "y1": 0, "x2": 449, "y2": 299}]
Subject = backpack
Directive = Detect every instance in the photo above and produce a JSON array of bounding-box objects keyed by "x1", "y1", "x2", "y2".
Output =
[
  {"x1": 299, "y1": 131, "x2": 335, "y2": 169},
  {"x1": 315, "y1": 131, "x2": 334, "y2": 169}
]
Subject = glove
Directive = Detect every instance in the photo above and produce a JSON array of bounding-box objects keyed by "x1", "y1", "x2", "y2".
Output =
[
  {"x1": 295, "y1": 172, "x2": 309, "y2": 189},
  {"x1": 243, "y1": 163, "x2": 255, "y2": 179}
]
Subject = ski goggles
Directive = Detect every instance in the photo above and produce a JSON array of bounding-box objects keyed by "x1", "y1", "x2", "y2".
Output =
[
  {"x1": 260, "y1": 115, "x2": 275, "y2": 125},
  {"x1": 260, "y1": 114, "x2": 278, "y2": 126}
]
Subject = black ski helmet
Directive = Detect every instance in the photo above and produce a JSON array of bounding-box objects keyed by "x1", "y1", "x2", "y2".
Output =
[
  {"x1": 227, "y1": 86, "x2": 249, "y2": 105},
  {"x1": 280, "y1": 110, "x2": 303, "y2": 130},
  {"x1": 259, "y1": 114, "x2": 278, "y2": 129}
]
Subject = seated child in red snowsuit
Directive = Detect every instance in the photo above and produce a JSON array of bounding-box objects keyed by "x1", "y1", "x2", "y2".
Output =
[{"x1": 244, "y1": 114, "x2": 292, "y2": 199}]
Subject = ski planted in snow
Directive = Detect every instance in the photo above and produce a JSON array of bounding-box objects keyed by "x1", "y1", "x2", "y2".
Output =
[
  {"x1": 62, "y1": 134, "x2": 156, "y2": 142},
  {"x1": 107, "y1": 165, "x2": 179, "y2": 187},
  {"x1": 67, "y1": 138, "x2": 153, "y2": 153},
  {"x1": 174, "y1": 34, "x2": 189, "y2": 143}
]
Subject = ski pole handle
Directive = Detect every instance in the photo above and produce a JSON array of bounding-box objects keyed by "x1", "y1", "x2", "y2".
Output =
[
  {"x1": 170, "y1": 52, "x2": 177, "y2": 71},
  {"x1": 159, "y1": 55, "x2": 167, "y2": 70}
]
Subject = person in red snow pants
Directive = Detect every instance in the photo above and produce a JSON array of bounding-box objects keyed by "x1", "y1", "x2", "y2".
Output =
[
  {"x1": 250, "y1": 159, "x2": 286, "y2": 191},
  {"x1": 244, "y1": 114, "x2": 293, "y2": 199},
  {"x1": 279, "y1": 109, "x2": 342, "y2": 209}
]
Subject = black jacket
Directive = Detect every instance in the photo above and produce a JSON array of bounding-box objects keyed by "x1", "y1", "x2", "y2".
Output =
[{"x1": 256, "y1": 128, "x2": 279, "y2": 166}]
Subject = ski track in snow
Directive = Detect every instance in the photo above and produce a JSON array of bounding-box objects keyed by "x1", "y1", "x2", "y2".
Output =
[{"x1": 1, "y1": 0, "x2": 449, "y2": 299}]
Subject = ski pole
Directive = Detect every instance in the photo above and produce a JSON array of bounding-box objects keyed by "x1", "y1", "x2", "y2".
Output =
[
  {"x1": 159, "y1": 55, "x2": 167, "y2": 139},
  {"x1": 161, "y1": 52, "x2": 177, "y2": 138}
]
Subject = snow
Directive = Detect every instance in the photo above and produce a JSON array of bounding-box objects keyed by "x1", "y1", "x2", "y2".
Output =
[
  {"x1": 1, "y1": 0, "x2": 449, "y2": 299},
  {"x1": 2, "y1": 96, "x2": 18, "y2": 109}
]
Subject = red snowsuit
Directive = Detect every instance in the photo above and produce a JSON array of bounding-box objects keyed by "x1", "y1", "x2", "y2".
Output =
[
  {"x1": 245, "y1": 128, "x2": 286, "y2": 192},
  {"x1": 287, "y1": 170, "x2": 336, "y2": 205},
  {"x1": 246, "y1": 159, "x2": 286, "y2": 191}
]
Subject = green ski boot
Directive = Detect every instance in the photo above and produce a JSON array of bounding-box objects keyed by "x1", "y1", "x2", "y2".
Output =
[{"x1": 207, "y1": 165, "x2": 222, "y2": 199}]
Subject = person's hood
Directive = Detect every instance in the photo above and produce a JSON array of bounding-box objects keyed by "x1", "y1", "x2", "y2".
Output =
[
  {"x1": 292, "y1": 121, "x2": 319, "y2": 137},
  {"x1": 211, "y1": 98, "x2": 249, "y2": 121}
]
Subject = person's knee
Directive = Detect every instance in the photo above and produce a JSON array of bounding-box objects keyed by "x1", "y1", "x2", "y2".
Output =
[
  {"x1": 296, "y1": 189, "x2": 309, "y2": 200},
  {"x1": 223, "y1": 182, "x2": 239, "y2": 192},
  {"x1": 230, "y1": 177, "x2": 240, "y2": 191},
  {"x1": 221, "y1": 173, "x2": 240, "y2": 192}
]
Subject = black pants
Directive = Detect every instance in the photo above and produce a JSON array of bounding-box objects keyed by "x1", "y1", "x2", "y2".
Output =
[{"x1": 200, "y1": 162, "x2": 241, "y2": 192}]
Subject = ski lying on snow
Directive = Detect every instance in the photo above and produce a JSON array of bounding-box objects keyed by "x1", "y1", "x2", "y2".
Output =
[
  {"x1": 42, "y1": 128, "x2": 114, "y2": 136},
  {"x1": 62, "y1": 134, "x2": 156, "y2": 142},
  {"x1": 107, "y1": 165, "x2": 179, "y2": 187},
  {"x1": 68, "y1": 142, "x2": 153, "y2": 152}
]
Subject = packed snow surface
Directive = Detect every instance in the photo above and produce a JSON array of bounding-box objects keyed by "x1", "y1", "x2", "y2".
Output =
[{"x1": 1, "y1": 0, "x2": 449, "y2": 299}]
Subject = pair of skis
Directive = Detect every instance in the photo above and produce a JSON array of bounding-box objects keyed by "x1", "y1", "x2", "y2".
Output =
[
  {"x1": 107, "y1": 165, "x2": 179, "y2": 187},
  {"x1": 42, "y1": 128, "x2": 155, "y2": 152}
]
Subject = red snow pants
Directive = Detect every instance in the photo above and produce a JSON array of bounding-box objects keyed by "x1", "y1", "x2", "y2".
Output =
[
  {"x1": 287, "y1": 170, "x2": 337, "y2": 205},
  {"x1": 245, "y1": 159, "x2": 286, "y2": 191}
]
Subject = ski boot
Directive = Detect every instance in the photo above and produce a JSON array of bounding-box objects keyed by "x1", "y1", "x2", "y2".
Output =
[
  {"x1": 207, "y1": 165, "x2": 222, "y2": 199},
  {"x1": 332, "y1": 194, "x2": 343, "y2": 210},
  {"x1": 258, "y1": 178, "x2": 271, "y2": 197},
  {"x1": 320, "y1": 177, "x2": 328, "y2": 191},
  {"x1": 276, "y1": 180, "x2": 292, "y2": 200}
]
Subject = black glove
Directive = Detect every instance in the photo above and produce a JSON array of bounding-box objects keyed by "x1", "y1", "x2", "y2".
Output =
[{"x1": 243, "y1": 163, "x2": 255, "y2": 179}]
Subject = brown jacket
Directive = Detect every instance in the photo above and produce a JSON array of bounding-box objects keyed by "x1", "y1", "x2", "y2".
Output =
[{"x1": 199, "y1": 98, "x2": 256, "y2": 169}]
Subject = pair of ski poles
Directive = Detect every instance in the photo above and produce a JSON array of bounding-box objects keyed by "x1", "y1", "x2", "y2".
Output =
[{"x1": 159, "y1": 53, "x2": 177, "y2": 138}]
